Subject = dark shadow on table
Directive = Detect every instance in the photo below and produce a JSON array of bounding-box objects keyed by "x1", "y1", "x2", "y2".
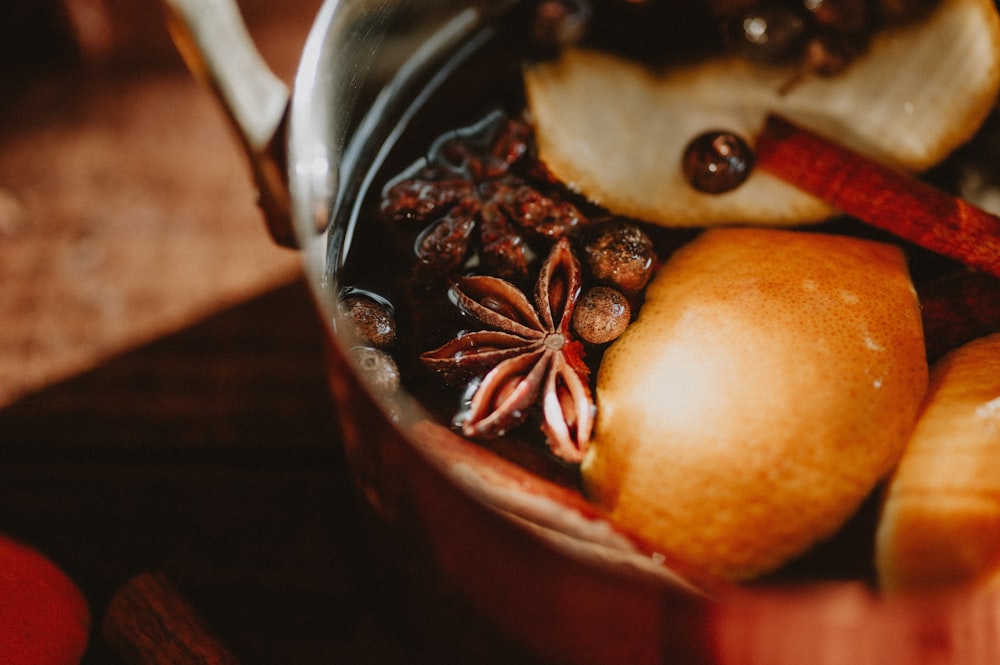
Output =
[{"x1": 0, "y1": 279, "x2": 544, "y2": 665}]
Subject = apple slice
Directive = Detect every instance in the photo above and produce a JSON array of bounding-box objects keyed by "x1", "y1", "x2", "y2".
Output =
[
  {"x1": 875, "y1": 332, "x2": 1000, "y2": 593},
  {"x1": 524, "y1": 0, "x2": 1000, "y2": 227},
  {"x1": 581, "y1": 228, "x2": 928, "y2": 581}
]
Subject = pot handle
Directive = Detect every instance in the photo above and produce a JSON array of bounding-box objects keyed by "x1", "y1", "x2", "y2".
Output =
[{"x1": 161, "y1": 0, "x2": 297, "y2": 248}]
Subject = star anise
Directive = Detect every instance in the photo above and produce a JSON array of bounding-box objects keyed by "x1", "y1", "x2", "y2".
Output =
[
  {"x1": 380, "y1": 114, "x2": 587, "y2": 284},
  {"x1": 421, "y1": 237, "x2": 595, "y2": 463}
]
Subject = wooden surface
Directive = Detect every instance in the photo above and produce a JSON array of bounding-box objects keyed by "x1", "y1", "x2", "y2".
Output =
[{"x1": 0, "y1": 2, "x2": 544, "y2": 663}]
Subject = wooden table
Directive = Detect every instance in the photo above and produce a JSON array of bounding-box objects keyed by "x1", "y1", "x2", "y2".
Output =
[{"x1": 0, "y1": 3, "x2": 543, "y2": 662}]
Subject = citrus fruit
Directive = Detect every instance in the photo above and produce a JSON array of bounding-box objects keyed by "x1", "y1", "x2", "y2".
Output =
[
  {"x1": 581, "y1": 228, "x2": 928, "y2": 581},
  {"x1": 876, "y1": 332, "x2": 1000, "y2": 592}
]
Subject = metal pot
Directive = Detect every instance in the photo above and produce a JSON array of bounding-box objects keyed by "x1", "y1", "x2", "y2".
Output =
[{"x1": 161, "y1": 1, "x2": 1000, "y2": 663}]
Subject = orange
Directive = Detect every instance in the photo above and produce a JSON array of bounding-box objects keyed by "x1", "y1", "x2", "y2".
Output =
[
  {"x1": 876, "y1": 332, "x2": 1000, "y2": 592},
  {"x1": 582, "y1": 228, "x2": 928, "y2": 581}
]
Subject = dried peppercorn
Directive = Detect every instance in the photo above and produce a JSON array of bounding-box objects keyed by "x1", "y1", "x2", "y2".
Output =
[
  {"x1": 350, "y1": 346, "x2": 401, "y2": 396},
  {"x1": 532, "y1": 0, "x2": 591, "y2": 50},
  {"x1": 712, "y1": 0, "x2": 943, "y2": 83},
  {"x1": 572, "y1": 286, "x2": 631, "y2": 344},
  {"x1": 682, "y1": 130, "x2": 755, "y2": 194},
  {"x1": 339, "y1": 294, "x2": 397, "y2": 348},
  {"x1": 729, "y1": 5, "x2": 807, "y2": 64},
  {"x1": 584, "y1": 221, "x2": 656, "y2": 294}
]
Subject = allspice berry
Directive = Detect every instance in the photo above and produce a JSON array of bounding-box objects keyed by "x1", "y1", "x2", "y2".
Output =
[
  {"x1": 350, "y1": 346, "x2": 401, "y2": 396},
  {"x1": 572, "y1": 286, "x2": 631, "y2": 344},
  {"x1": 584, "y1": 222, "x2": 656, "y2": 294},
  {"x1": 340, "y1": 295, "x2": 396, "y2": 348},
  {"x1": 681, "y1": 130, "x2": 755, "y2": 195}
]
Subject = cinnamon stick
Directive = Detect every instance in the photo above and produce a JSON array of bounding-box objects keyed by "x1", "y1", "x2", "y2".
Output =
[
  {"x1": 756, "y1": 114, "x2": 1000, "y2": 279},
  {"x1": 919, "y1": 271, "x2": 1000, "y2": 361},
  {"x1": 102, "y1": 572, "x2": 240, "y2": 665}
]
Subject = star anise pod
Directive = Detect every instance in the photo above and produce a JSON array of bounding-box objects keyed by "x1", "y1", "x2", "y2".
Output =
[
  {"x1": 421, "y1": 237, "x2": 595, "y2": 463},
  {"x1": 380, "y1": 115, "x2": 587, "y2": 284}
]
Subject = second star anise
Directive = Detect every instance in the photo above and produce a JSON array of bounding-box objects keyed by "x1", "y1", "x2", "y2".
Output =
[
  {"x1": 421, "y1": 237, "x2": 595, "y2": 463},
  {"x1": 380, "y1": 114, "x2": 588, "y2": 284}
]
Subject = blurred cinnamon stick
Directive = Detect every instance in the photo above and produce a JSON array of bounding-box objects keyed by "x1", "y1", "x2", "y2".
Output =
[
  {"x1": 919, "y1": 271, "x2": 1000, "y2": 362},
  {"x1": 103, "y1": 572, "x2": 240, "y2": 665}
]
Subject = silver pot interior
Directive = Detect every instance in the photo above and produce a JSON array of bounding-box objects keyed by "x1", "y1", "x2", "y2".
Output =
[{"x1": 289, "y1": 0, "x2": 516, "y2": 286}]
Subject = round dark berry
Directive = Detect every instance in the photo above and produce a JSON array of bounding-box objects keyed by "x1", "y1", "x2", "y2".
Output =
[
  {"x1": 350, "y1": 346, "x2": 401, "y2": 396},
  {"x1": 339, "y1": 295, "x2": 397, "y2": 348},
  {"x1": 533, "y1": 0, "x2": 591, "y2": 50},
  {"x1": 682, "y1": 130, "x2": 755, "y2": 195},
  {"x1": 728, "y1": 6, "x2": 807, "y2": 63}
]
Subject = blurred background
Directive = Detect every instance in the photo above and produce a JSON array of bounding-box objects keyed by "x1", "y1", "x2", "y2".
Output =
[{"x1": 0, "y1": 1, "x2": 543, "y2": 662}]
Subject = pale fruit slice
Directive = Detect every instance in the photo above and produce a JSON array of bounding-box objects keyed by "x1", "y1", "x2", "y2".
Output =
[
  {"x1": 875, "y1": 332, "x2": 1000, "y2": 593},
  {"x1": 580, "y1": 228, "x2": 928, "y2": 581},
  {"x1": 524, "y1": 0, "x2": 1000, "y2": 227}
]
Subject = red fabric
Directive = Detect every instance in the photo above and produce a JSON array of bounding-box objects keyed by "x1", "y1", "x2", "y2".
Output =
[{"x1": 0, "y1": 536, "x2": 89, "y2": 665}]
